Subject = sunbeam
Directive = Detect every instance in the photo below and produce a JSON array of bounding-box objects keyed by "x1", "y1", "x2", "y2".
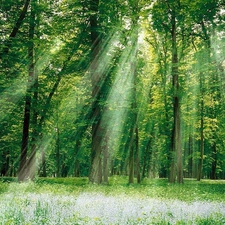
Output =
[
  {"x1": 0, "y1": 38, "x2": 65, "y2": 124},
  {"x1": 102, "y1": 37, "x2": 138, "y2": 157}
]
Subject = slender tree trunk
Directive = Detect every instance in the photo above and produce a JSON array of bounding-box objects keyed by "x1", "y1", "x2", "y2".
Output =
[
  {"x1": 161, "y1": 61, "x2": 170, "y2": 178},
  {"x1": 6, "y1": 150, "x2": 10, "y2": 176},
  {"x1": 188, "y1": 135, "x2": 193, "y2": 178},
  {"x1": 197, "y1": 20, "x2": 213, "y2": 181},
  {"x1": 89, "y1": 0, "x2": 104, "y2": 184},
  {"x1": 210, "y1": 141, "x2": 217, "y2": 179},
  {"x1": 27, "y1": 55, "x2": 38, "y2": 180},
  {"x1": 56, "y1": 125, "x2": 60, "y2": 177},
  {"x1": 1, "y1": 150, "x2": 10, "y2": 176},
  {"x1": 38, "y1": 150, "x2": 46, "y2": 177},
  {"x1": 74, "y1": 160, "x2": 80, "y2": 177},
  {"x1": 128, "y1": 142, "x2": 134, "y2": 184},
  {"x1": 197, "y1": 97, "x2": 204, "y2": 181},
  {"x1": 135, "y1": 127, "x2": 141, "y2": 183},
  {"x1": 142, "y1": 138, "x2": 152, "y2": 179},
  {"x1": 90, "y1": 124, "x2": 102, "y2": 184},
  {"x1": 27, "y1": 0, "x2": 40, "y2": 180},
  {"x1": 18, "y1": 85, "x2": 32, "y2": 181},
  {"x1": 175, "y1": 99, "x2": 183, "y2": 183},
  {"x1": 129, "y1": 1, "x2": 140, "y2": 184},
  {"x1": 128, "y1": 60, "x2": 138, "y2": 184},
  {"x1": 18, "y1": 1, "x2": 36, "y2": 181},
  {"x1": 169, "y1": 11, "x2": 183, "y2": 183},
  {"x1": 0, "y1": 0, "x2": 30, "y2": 59},
  {"x1": 28, "y1": 80, "x2": 38, "y2": 180},
  {"x1": 103, "y1": 137, "x2": 109, "y2": 184}
]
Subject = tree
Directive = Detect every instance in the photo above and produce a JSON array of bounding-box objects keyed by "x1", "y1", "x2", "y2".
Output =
[
  {"x1": 0, "y1": 0, "x2": 30, "y2": 60},
  {"x1": 152, "y1": 0, "x2": 184, "y2": 183},
  {"x1": 127, "y1": 0, "x2": 141, "y2": 184},
  {"x1": 1, "y1": 0, "x2": 225, "y2": 182},
  {"x1": 18, "y1": 0, "x2": 36, "y2": 181}
]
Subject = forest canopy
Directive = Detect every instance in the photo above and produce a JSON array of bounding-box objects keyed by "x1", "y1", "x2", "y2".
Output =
[{"x1": 0, "y1": 0, "x2": 225, "y2": 184}]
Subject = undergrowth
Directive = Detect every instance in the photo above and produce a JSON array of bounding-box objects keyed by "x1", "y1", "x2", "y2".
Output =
[
  {"x1": 0, "y1": 176, "x2": 224, "y2": 224},
  {"x1": 0, "y1": 176, "x2": 225, "y2": 201}
]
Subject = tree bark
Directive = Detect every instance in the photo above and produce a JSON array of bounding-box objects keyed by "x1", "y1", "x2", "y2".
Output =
[
  {"x1": 89, "y1": 0, "x2": 104, "y2": 184},
  {"x1": 18, "y1": 1, "x2": 35, "y2": 181},
  {"x1": 128, "y1": 0, "x2": 140, "y2": 184},
  {"x1": 188, "y1": 135, "x2": 193, "y2": 178},
  {"x1": 103, "y1": 137, "x2": 109, "y2": 184},
  {"x1": 128, "y1": 141, "x2": 134, "y2": 184},
  {"x1": 210, "y1": 141, "x2": 217, "y2": 179},
  {"x1": 197, "y1": 20, "x2": 212, "y2": 181},
  {"x1": 197, "y1": 95, "x2": 204, "y2": 181},
  {"x1": 169, "y1": 10, "x2": 183, "y2": 183}
]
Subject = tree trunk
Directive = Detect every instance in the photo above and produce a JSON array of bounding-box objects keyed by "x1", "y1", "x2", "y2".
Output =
[
  {"x1": 210, "y1": 140, "x2": 217, "y2": 179},
  {"x1": 135, "y1": 126, "x2": 141, "y2": 183},
  {"x1": 103, "y1": 137, "x2": 109, "y2": 184},
  {"x1": 90, "y1": 120, "x2": 102, "y2": 183},
  {"x1": 89, "y1": 0, "x2": 104, "y2": 184},
  {"x1": 188, "y1": 135, "x2": 193, "y2": 178},
  {"x1": 128, "y1": 142, "x2": 134, "y2": 184},
  {"x1": 142, "y1": 138, "x2": 152, "y2": 179},
  {"x1": 0, "y1": 0, "x2": 30, "y2": 59},
  {"x1": 197, "y1": 20, "x2": 213, "y2": 181},
  {"x1": 56, "y1": 127, "x2": 60, "y2": 177},
  {"x1": 18, "y1": 78, "x2": 32, "y2": 181},
  {"x1": 26, "y1": 59, "x2": 38, "y2": 181},
  {"x1": 169, "y1": 10, "x2": 183, "y2": 183},
  {"x1": 39, "y1": 150, "x2": 46, "y2": 177},
  {"x1": 18, "y1": 1, "x2": 37, "y2": 181},
  {"x1": 74, "y1": 160, "x2": 80, "y2": 177},
  {"x1": 197, "y1": 98, "x2": 204, "y2": 181},
  {"x1": 18, "y1": 1, "x2": 36, "y2": 181},
  {"x1": 129, "y1": 1, "x2": 140, "y2": 183}
]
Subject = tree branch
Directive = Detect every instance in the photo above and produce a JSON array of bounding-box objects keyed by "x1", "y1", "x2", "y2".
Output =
[{"x1": 1, "y1": 0, "x2": 30, "y2": 57}]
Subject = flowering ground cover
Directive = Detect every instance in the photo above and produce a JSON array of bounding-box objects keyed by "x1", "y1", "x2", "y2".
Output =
[{"x1": 0, "y1": 177, "x2": 225, "y2": 224}]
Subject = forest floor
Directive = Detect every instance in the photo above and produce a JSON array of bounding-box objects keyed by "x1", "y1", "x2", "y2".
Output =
[{"x1": 0, "y1": 177, "x2": 225, "y2": 224}]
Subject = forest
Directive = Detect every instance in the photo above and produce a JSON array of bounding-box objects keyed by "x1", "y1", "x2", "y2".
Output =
[{"x1": 1, "y1": 0, "x2": 225, "y2": 184}]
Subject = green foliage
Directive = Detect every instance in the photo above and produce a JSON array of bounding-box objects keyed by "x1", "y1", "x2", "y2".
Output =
[{"x1": 1, "y1": 0, "x2": 225, "y2": 183}]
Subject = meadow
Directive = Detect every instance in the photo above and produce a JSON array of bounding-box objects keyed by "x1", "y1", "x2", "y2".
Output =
[{"x1": 0, "y1": 177, "x2": 225, "y2": 224}]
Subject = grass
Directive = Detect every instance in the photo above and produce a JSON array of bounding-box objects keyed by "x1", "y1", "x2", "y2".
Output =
[{"x1": 0, "y1": 176, "x2": 225, "y2": 224}]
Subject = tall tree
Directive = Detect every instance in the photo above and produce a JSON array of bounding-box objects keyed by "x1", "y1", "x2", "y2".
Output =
[
  {"x1": 152, "y1": 0, "x2": 183, "y2": 183},
  {"x1": 171, "y1": 4, "x2": 183, "y2": 183},
  {"x1": 18, "y1": 0, "x2": 36, "y2": 181},
  {"x1": 89, "y1": 0, "x2": 103, "y2": 184},
  {"x1": 128, "y1": 0, "x2": 141, "y2": 184},
  {"x1": 189, "y1": 0, "x2": 221, "y2": 180}
]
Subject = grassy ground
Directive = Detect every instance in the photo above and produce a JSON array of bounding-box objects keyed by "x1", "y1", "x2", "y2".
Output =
[{"x1": 0, "y1": 176, "x2": 225, "y2": 224}]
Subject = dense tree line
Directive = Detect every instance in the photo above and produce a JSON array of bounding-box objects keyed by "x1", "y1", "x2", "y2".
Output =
[{"x1": 0, "y1": 0, "x2": 225, "y2": 183}]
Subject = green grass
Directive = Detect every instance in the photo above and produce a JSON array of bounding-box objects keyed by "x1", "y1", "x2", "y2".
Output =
[
  {"x1": 1, "y1": 176, "x2": 225, "y2": 201},
  {"x1": 0, "y1": 176, "x2": 225, "y2": 224},
  {"x1": 37, "y1": 176, "x2": 225, "y2": 201}
]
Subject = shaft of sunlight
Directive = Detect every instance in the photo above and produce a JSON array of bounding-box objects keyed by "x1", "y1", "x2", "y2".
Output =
[
  {"x1": 101, "y1": 28, "x2": 140, "y2": 157},
  {"x1": 0, "y1": 38, "x2": 64, "y2": 124}
]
